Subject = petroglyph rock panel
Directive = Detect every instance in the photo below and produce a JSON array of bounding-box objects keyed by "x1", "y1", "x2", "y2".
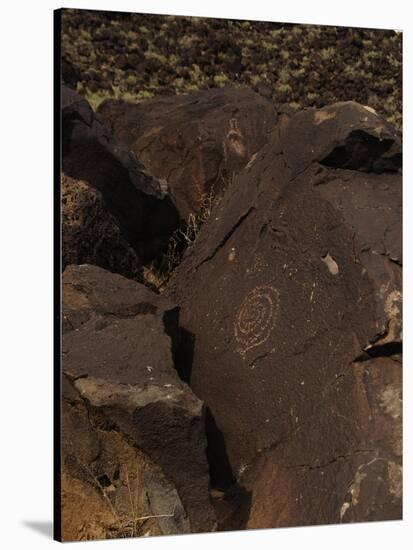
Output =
[
  {"x1": 169, "y1": 102, "x2": 401, "y2": 527},
  {"x1": 234, "y1": 286, "x2": 279, "y2": 357},
  {"x1": 97, "y1": 88, "x2": 277, "y2": 218}
]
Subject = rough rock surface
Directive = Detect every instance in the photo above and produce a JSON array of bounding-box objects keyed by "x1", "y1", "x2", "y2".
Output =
[
  {"x1": 280, "y1": 101, "x2": 402, "y2": 174},
  {"x1": 62, "y1": 264, "x2": 179, "y2": 340},
  {"x1": 62, "y1": 174, "x2": 142, "y2": 280},
  {"x1": 61, "y1": 375, "x2": 192, "y2": 540},
  {"x1": 168, "y1": 101, "x2": 402, "y2": 527},
  {"x1": 62, "y1": 85, "x2": 179, "y2": 260},
  {"x1": 97, "y1": 88, "x2": 277, "y2": 218},
  {"x1": 61, "y1": 264, "x2": 216, "y2": 538},
  {"x1": 244, "y1": 356, "x2": 402, "y2": 528}
]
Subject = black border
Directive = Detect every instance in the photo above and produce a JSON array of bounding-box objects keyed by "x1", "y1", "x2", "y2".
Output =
[{"x1": 53, "y1": 8, "x2": 62, "y2": 543}]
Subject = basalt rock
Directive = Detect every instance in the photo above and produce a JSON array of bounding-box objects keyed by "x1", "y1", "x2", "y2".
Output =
[
  {"x1": 244, "y1": 356, "x2": 402, "y2": 528},
  {"x1": 168, "y1": 101, "x2": 402, "y2": 526},
  {"x1": 97, "y1": 87, "x2": 278, "y2": 218},
  {"x1": 279, "y1": 101, "x2": 402, "y2": 174},
  {"x1": 313, "y1": 167, "x2": 402, "y2": 351},
  {"x1": 62, "y1": 85, "x2": 179, "y2": 261},
  {"x1": 62, "y1": 174, "x2": 142, "y2": 281},
  {"x1": 62, "y1": 263, "x2": 179, "y2": 346},
  {"x1": 61, "y1": 264, "x2": 216, "y2": 536},
  {"x1": 61, "y1": 375, "x2": 192, "y2": 540}
]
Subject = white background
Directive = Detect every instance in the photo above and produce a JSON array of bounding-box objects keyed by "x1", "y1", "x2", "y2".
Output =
[{"x1": 0, "y1": 0, "x2": 411, "y2": 548}]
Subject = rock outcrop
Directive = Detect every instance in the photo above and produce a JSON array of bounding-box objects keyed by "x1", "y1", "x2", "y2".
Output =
[
  {"x1": 62, "y1": 174, "x2": 142, "y2": 280},
  {"x1": 279, "y1": 101, "x2": 401, "y2": 174},
  {"x1": 61, "y1": 264, "x2": 216, "y2": 539},
  {"x1": 59, "y1": 87, "x2": 402, "y2": 537},
  {"x1": 61, "y1": 374, "x2": 194, "y2": 540},
  {"x1": 97, "y1": 88, "x2": 278, "y2": 218},
  {"x1": 62, "y1": 85, "x2": 179, "y2": 262},
  {"x1": 244, "y1": 356, "x2": 402, "y2": 528},
  {"x1": 168, "y1": 101, "x2": 402, "y2": 527},
  {"x1": 62, "y1": 263, "x2": 179, "y2": 338}
]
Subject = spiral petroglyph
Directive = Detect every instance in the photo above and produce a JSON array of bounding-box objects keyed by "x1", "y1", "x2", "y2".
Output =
[{"x1": 234, "y1": 285, "x2": 279, "y2": 356}]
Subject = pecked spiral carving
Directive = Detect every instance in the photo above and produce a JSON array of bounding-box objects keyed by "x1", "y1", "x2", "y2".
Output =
[{"x1": 234, "y1": 285, "x2": 280, "y2": 356}]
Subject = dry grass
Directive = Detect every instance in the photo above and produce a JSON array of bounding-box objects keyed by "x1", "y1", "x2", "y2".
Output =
[
  {"x1": 143, "y1": 185, "x2": 223, "y2": 292},
  {"x1": 78, "y1": 460, "x2": 177, "y2": 539},
  {"x1": 115, "y1": 468, "x2": 178, "y2": 539}
]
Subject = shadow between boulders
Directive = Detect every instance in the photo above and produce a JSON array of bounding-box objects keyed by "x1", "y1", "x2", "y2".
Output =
[
  {"x1": 204, "y1": 407, "x2": 252, "y2": 531},
  {"x1": 205, "y1": 407, "x2": 234, "y2": 490},
  {"x1": 174, "y1": 328, "x2": 252, "y2": 530},
  {"x1": 174, "y1": 328, "x2": 195, "y2": 384},
  {"x1": 320, "y1": 130, "x2": 400, "y2": 173}
]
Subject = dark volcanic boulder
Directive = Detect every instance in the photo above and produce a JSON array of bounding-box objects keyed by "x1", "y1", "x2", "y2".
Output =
[
  {"x1": 62, "y1": 85, "x2": 179, "y2": 260},
  {"x1": 244, "y1": 356, "x2": 402, "y2": 528},
  {"x1": 62, "y1": 264, "x2": 179, "y2": 340},
  {"x1": 61, "y1": 375, "x2": 193, "y2": 540},
  {"x1": 97, "y1": 87, "x2": 278, "y2": 218},
  {"x1": 62, "y1": 174, "x2": 142, "y2": 280},
  {"x1": 314, "y1": 167, "x2": 402, "y2": 349},
  {"x1": 168, "y1": 101, "x2": 402, "y2": 527},
  {"x1": 61, "y1": 264, "x2": 216, "y2": 536},
  {"x1": 280, "y1": 101, "x2": 402, "y2": 174}
]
